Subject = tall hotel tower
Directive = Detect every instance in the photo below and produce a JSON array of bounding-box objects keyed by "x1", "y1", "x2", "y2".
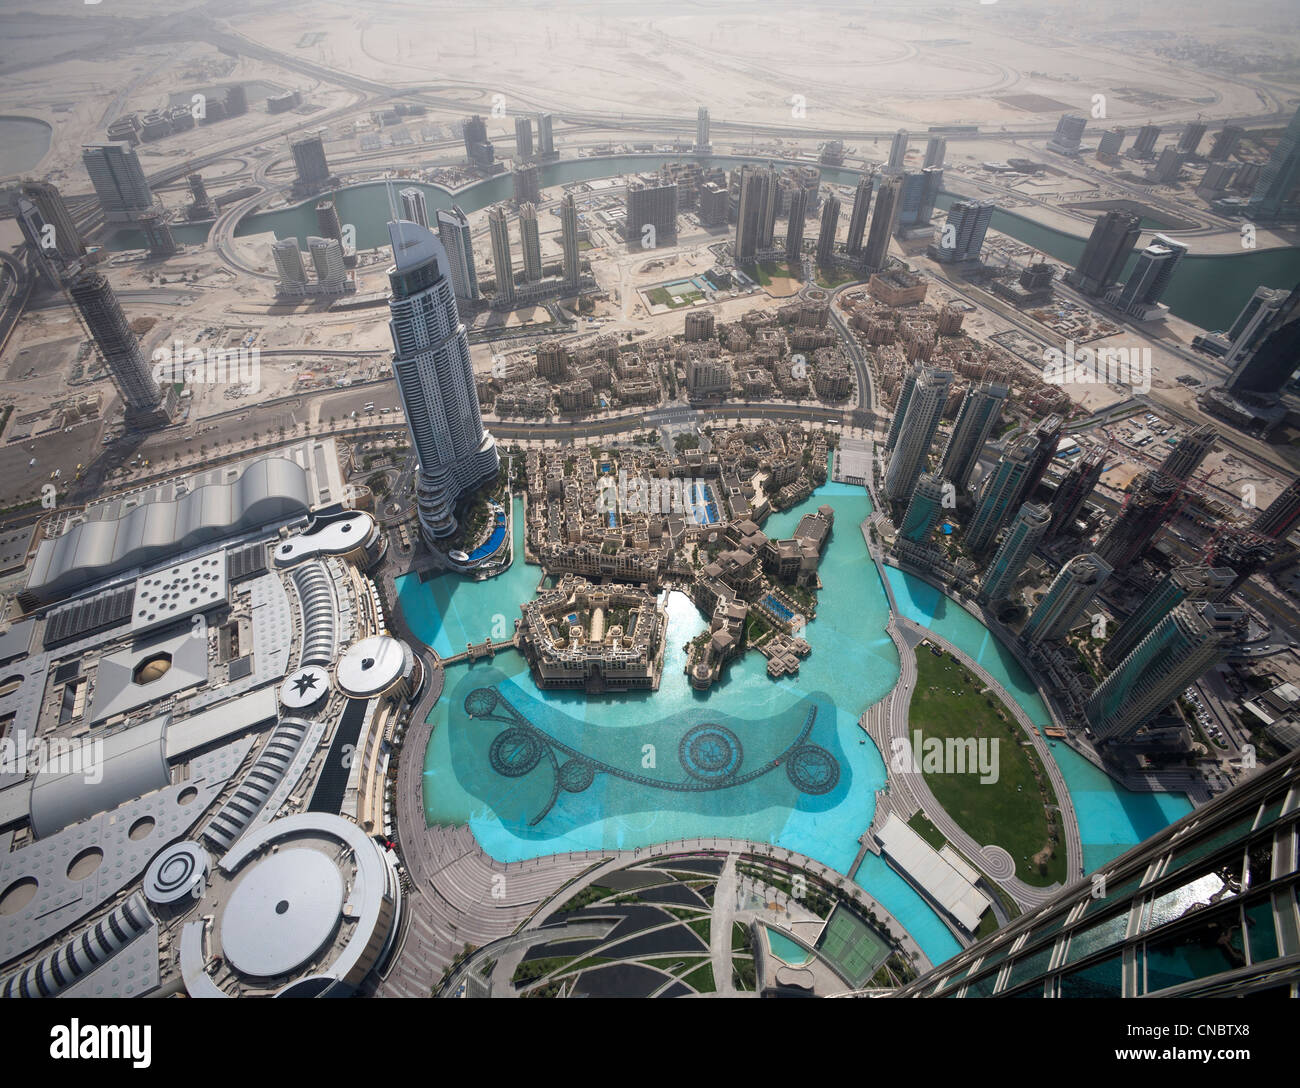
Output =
[{"x1": 386, "y1": 220, "x2": 499, "y2": 542}]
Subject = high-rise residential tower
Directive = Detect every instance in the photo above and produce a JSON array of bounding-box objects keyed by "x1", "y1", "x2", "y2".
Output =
[
  {"x1": 1047, "y1": 113, "x2": 1087, "y2": 155},
  {"x1": 1159, "y1": 423, "x2": 1216, "y2": 483},
  {"x1": 899, "y1": 473, "x2": 950, "y2": 543},
  {"x1": 785, "y1": 184, "x2": 809, "y2": 264},
  {"x1": 386, "y1": 219, "x2": 500, "y2": 541},
  {"x1": 1021, "y1": 552, "x2": 1112, "y2": 644},
  {"x1": 1253, "y1": 475, "x2": 1300, "y2": 540},
  {"x1": 862, "y1": 174, "x2": 902, "y2": 271},
  {"x1": 519, "y1": 203, "x2": 542, "y2": 282},
  {"x1": 559, "y1": 192, "x2": 581, "y2": 290},
  {"x1": 514, "y1": 116, "x2": 533, "y2": 159},
  {"x1": 1104, "y1": 233, "x2": 1189, "y2": 318},
  {"x1": 1046, "y1": 447, "x2": 1106, "y2": 538},
  {"x1": 1249, "y1": 106, "x2": 1300, "y2": 221},
  {"x1": 536, "y1": 113, "x2": 554, "y2": 156},
  {"x1": 977, "y1": 502, "x2": 1052, "y2": 603},
  {"x1": 695, "y1": 107, "x2": 711, "y2": 153},
  {"x1": 886, "y1": 129, "x2": 909, "y2": 173},
  {"x1": 289, "y1": 135, "x2": 332, "y2": 194},
  {"x1": 1066, "y1": 210, "x2": 1142, "y2": 296},
  {"x1": 67, "y1": 270, "x2": 163, "y2": 423},
  {"x1": 1086, "y1": 601, "x2": 1241, "y2": 743},
  {"x1": 488, "y1": 204, "x2": 515, "y2": 306},
  {"x1": 82, "y1": 143, "x2": 154, "y2": 222},
  {"x1": 1101, "y1": 565, "x2": 1236, "y2": 669},
  {"x1": 934, "y1": 199, "x2": 994, "y2": 263},
  {"x1": 399, "y1": 187, "x2": 429, "y2": 229},
  {"x1": 940, "y1": 381, "x2": 1009, "y2": 492},
  {"x1": 844, "y1": 173, "x2": 874, "y2": 257},
  {"x1": 815, "y1": 191, "x2": 840, "y2": 265},
  {"x1": 436, "y1": 205, "x2": 480, "y2": 302},
  {"x1": 965, "y1": 435, "x2": 1042, "y2": 555},
  {"x1": 1095, "y1": 470, "x2": 1183, "y2": 569},
  {"x1": 883, "y1": 367, "x2": 953, "y2": 503},
  {"x1": 1225, "y1": 282, "x2": 1300, "y2": 395}
]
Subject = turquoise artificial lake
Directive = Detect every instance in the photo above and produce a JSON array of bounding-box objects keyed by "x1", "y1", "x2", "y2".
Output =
[{"x1": 398, "y1": 462, "x2": 1194, "y2": 967}]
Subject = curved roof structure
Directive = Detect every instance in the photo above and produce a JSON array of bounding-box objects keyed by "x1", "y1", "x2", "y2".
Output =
[
  {"x1": 272, "y1": 512, "x2": 378, "y2": 567},
  {"x1": 336, "y1": 636, "x2": 412, "y2": 699},
  {"x1": 26, "y1": 457, "x2": 313, "y2": 600},
  {"x1": 29, "y1": 715, "x2": 170, "y2": 839}
]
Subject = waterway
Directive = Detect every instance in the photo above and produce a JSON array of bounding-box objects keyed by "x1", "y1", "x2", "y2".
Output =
[
  {"x1": 0, "y1": 117, "x2": 52, "y2": 178},
  {"x1": 145, "y1": 151, "x2": 1300, "y2": 332}
]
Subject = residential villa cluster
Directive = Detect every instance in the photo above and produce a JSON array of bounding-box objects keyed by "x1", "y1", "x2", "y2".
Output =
[
  {"x1": 478, "y1": 300, "x2": 857, "y2": 420},
  {"x1": 515, "y1": 427, "x2": 834, "y2": 691}
]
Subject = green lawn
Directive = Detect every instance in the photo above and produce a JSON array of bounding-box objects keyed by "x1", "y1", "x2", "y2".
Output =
[
  {"x1": 908, "y1": 651, "x2": 1066, "y2": 887},
  {"x1": 814, "y1": 266, "x2": 860, "y2": 289},
  {"x1": 646, "y1": 285, "x2": 702, "y2": 308}
]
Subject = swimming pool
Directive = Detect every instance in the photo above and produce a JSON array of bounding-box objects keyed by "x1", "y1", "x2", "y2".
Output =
[
  {"x1": 766, "y1": 927, "x2": 812, "y2": 966},
  {"x1": 688, "y1": 481, "x2": 720, "y2": 525},
  {"x1": 466, "y1": 513, "x2": 508, "y2": 562},
  {"x1": 763, "y1": 594, "x2": 795, "y2": 622}
]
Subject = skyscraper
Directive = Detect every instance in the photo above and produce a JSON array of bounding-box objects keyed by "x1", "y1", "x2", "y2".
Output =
[
  {"x1": 977, "y1": 502, "x2": 1052, "y2": 603},
  {"x1": 883, "y1": 367, "x2": 953, "y2": 503},
  {"x1": 1021, "y1": 552, "x2": 1112, "y2": 644},
  {"x1": 488, "y1": 205, "x2": 515, "y2": 306},
  {"x1": 1101, "y1": 565, "x2": 1236, "y2": 669},
  {"x1": 463, "y1": 115, "x2": 493, "y2": 168},
  {"x1": 1095, "y1": 470, "x2": 1182, "y2": 569},
  {"x1": 536, "y1": 113, "x2": 554, "y2": 156},
  {"x1": 308, "y1": 236, "x2": 346, "y2": 290},
  {"x1": 1047, "y1": 113, "x2": 1087, "y2": 155},
  {"x1": 512, "y1": 163, "x2": 540, "y2": 206},
  {"x1": 735, "y1": 165, "x2": 775, "y2": 263},
  {"x1": 1131, "y1": 124, "x2": 1161, "y2": 157},
  {"x1": 1253, "y1": 475, "x2": 1300, "y2": 540},
  {"x1": 514, "y1": 116, "x2": 533, "y2": 159},
  {"x1": 893, "y1": 745, "x2": 1300, "y2": 997},
  {"x1": 1208, "y1": 125, "x2": 1243, "y2": 162},
  {"x1": 862, "y1": 174, "x2": 902, "y2": 271},
  {"x1": 14, "y1": 198, "x2": 63, "y2": 288},
  {"x1": 626, "y1": 178, "x2": 678, "y2": 246},
  {"x1": 559, "y1": 193, "x2": 581, "y2": 290},
  {"x1": 1015, "y1": 415, "x2": 1064, "y2": 511},
  {"x1": 884, "y1": 365, "x2": 919, "y2": 455},
  {"x1": 1066, "y1": 210, "x2": 1142, "y2": 297},
  {"x1": 519, "y1": 203, "x2": 542, "y2": 282},
  {"x1": 436, "y1": 205, "x2": 480, "y2": 302},
  {"x1": 785, "y1": 184, "x2": 809, "y2": 264},
  {"x1": 386, "y1": 219, "x2": 500, "y2": 541},
  {"x1": 965, "y1": 435, "x2": 1041, "y2": 555},
  {"x1": 1087, "y1": 601, "x2": 1241, "y2": 743},
  {"x1": 272, "y1": 238, "x2": 308, "y2": 289},
  {"x1": 67, "y1": 270, "x2": 163, "y2": 423},
  {"x1": 886, "y1": 129, "x2": 909, "y2": 173},
  {"x1": 82, "y1": 143, "x2": 154, "y2": 222},
  {"x1": 1249, "y1": 106, "x2": 1300, "y2": 221},
  {"x1": 1105, "y1": 233, "x2": 1188, "y2": 318},
  {"x1": 844, "y1": 173, "x2": 874, "y2": 257},
  {"x1": 289, "y1": 136, "x2": 332, "y2": 194},
  {"x1": 933, "y1": 199, "x2": 994, "y2": 263},
  {"x1": 1096, "y1": 128, "x2": 1126, "y2": 158},
  {"x1": 1159, "y1": 423, "x2": 1216, "y2": 483},
  {"x1": 20, "y1": 179, "x2": 83, "y2": 260},
  {"x1": 940, "y1": 381, "x2": 1009, "y2": 492},
  {"x1": 1224, "y1": 286, "x2": 1289, "y2": 363},
  {"x1": 923, "y1": 136, "x2": 946, "y2": 169},
  {"x1": 315, "y1": 199, "x2": 343, "y2": 242},
  {"x1": 399, "y1": 188, "x2": 429, "y2": 229},
  {"x1": 815, "y1": 191, "x2": 840, "y2": 265},
  {"x1": 896, "y1": 168, "x2": 942, "y2": 230},
  {"x1": 899, "y1": 473, "x2": 949, "y2": 543},
  {"x1": 695, "y1": 106, "x2": 711, "y2": 153},
  {"x1": 1225, "y1": 282, "x2": 1300, "y2": 395},
  {"x1": 1177, "y1": 121, "x2": 1207, "y2": 157},
  {"x1": 1046, "y1": 447, "x2": 1106, "y2": 538}
]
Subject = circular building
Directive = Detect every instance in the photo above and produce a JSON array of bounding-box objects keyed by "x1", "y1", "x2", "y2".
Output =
[
  {"x1": 336, "y1": 635, "x2": 419, "y2": 702},
  {"x1": 279, "y1": 663, "x2": 331, "y2": 711},
  {"x1": 179, "y1": 812, "x2": 401, "y2": 997}
]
